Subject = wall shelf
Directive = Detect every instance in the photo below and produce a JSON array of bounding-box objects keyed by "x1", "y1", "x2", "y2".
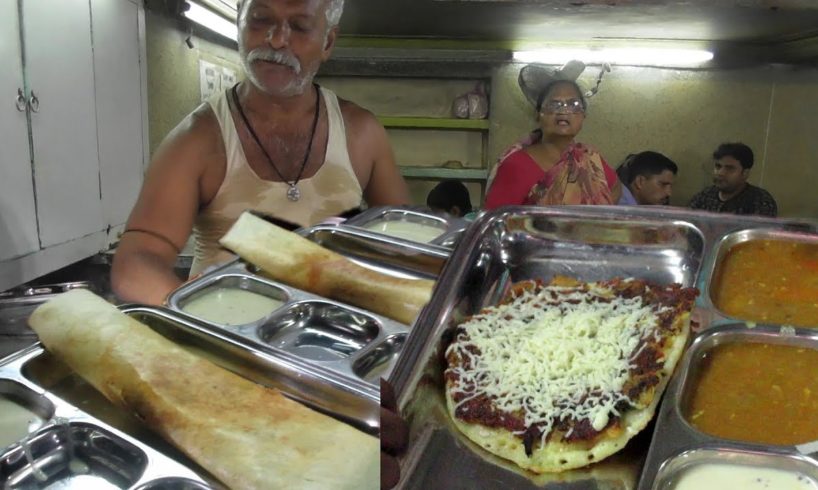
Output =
[
  {"x1": 378, "y1": 116, "x2": 489, "y2": 130},
  {"x1": 399, "y1": 166, "x2": 489, "y2": 181}
]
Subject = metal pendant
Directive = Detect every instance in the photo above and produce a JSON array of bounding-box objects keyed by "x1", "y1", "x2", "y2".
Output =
[{"x1": 286, "y1": 184, "x2": 301, "y2": 202}]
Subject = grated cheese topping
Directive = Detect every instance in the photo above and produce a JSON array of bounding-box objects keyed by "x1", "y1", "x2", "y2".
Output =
[{"x1": 446, "y1": 282, "x2": 670, "y2": 441}]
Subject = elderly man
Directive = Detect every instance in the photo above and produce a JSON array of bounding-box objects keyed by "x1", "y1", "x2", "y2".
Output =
[
  {"x1": 616, "y1": 151, "x2": 678, "y2": 205},
  {"x1": 112, "y1": 0, "x2": 409, "y2": 305},
  {"x1": 689, "y1": 142, "x2": 777, "y2": 217}
]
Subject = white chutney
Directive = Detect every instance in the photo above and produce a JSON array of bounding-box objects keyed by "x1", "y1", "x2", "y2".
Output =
[
  {"x1": 672, "y1": 463, "x2": 818, "y2": 490},
  {"x1": 182, "y1": 288, "x2": 283, "y2": 326},
  {"x1": 364, "y1": 220, "x2": 444, "y2": 243}
]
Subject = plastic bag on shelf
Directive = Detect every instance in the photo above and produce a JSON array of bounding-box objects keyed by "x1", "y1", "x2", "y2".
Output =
[{"x1": 451, "y1": 82, "x2": 488, "y2": 119}]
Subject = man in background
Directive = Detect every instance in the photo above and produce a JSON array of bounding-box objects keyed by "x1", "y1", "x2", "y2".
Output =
[
  {"x1": 112, "y1": 0, "x2": 409, "y2": 305},
  {"x1": 426, "y1": 179, "x2": 472, "y2": 217},
  {"x1": 689, "y1": 142, "x2": 777, "y2": 217},
  {"x1": 616, "y1": 151, "x2": 677, "y2": 205}
]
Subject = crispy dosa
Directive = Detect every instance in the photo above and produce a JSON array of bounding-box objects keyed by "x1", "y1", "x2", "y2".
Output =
[
  {"x1": 219, "y1": 212, "x2": 434, "y2": 325},
  {"x1": 28, "y1": 289, "x2": 378, "y2": 490}
]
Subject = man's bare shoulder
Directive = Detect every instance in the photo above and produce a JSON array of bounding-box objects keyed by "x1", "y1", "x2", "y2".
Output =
[
  {"x1": 337, "y1": 97, "x2": 383, "y2": 134},
  {"x1": 151, "y1": 102, "x2": 224, "y2": 173},
  {"x1": 165, "y1": 102, "x2": 221, "y2": 148}
]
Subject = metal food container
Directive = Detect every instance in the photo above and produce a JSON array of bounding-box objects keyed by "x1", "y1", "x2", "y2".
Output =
[
  {"x1": 166, "y1": 260, "x2": 410, "y2": 427},
  {"x1": 0, "y1": 281, "x2": 92, "y2": 302},
  {"x1": 388, "y1": 205, "x2": 818, "y2": 489},
  {"x1": 343, "y1": 206, "x2": 470, "y2": 249},
  {"x1": 297, "y1": 222, "x2": 450, "y2": 279},
  {"x1": 652, "y1": 447, "x2": 818, "y2": 490},
  {"x1": 162, "y1": 222, "x2": 451, "y2": 421},
  {"x1": 531, "y1": 207, "x2": 818, "y2": 335},
  {"x1": 704, "y1": 227, "x2": 818, "y2": 328},
  {"x1": 389, "y1": 206, "x2": 706, "y2": 489},
  {"x1": 0, "y1": 209, "x2": 448, "y2": 489},
  {"x1": 639, "y1": 324, "x2": 818, "y2": 489},
  {"x1": 125, "y1": 302, "x2": 384, "y2": 434},
  {"x1": 0, "y1": 345, "x2": 216, "y2": 489},
  {"x1": 0, "y1": 282, "x2": 94, "y2": 358}
]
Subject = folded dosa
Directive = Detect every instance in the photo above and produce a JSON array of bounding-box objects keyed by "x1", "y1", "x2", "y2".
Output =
[
  {"x1": 28, "y1": 289, "x2": 378, "y2": 490},
  {"x1": 220, "y1": 212, "x2": 434, "y2": 325}
]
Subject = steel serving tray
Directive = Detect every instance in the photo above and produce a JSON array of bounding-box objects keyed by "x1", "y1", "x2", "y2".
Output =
[
  {"x1": 521, "y1": 206, "x2": 818, "y2": 334},
  {"x1": 0, "y1": 283, "x2": 95, "y2": 360},
  {"x1": 0, "y1": 345, "x2": 216, "y2": 490},
  {"x1": 0, "y1": 282, "x2": 93, "y2": 304},
  {"x1": 342, "y1": 206, "x2": 470, "y2": 249},
  {"x1": 701, "y1": 227, "x2": 818, "y2": 329},
  {"x1": 387, "y1": 205, "x2": 818, "y2": 489},
  {"x1": 389, "y1": 206, "x2": 708, "y2": 489},
  {"x1": 638, "y1": 324, "x2": 818, "y2": 489},
  {"x1": 296, "y1": 222, "x2": 450, "y2": 279},
  {"x1": 165, "y1": 260, "x2": 408, "y2": 429},
  {"x1": 120, "y1": 303, "x2": 383, "y2": 435}
]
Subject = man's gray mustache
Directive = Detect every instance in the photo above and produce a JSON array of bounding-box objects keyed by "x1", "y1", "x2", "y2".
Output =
[{"x1": 246, "y1": 49, "x2": 301, "y2": 73}]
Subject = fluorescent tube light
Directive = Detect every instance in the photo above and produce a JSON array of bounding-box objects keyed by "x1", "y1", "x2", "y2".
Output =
[
  {"x1": 199, "y1": 0, "x2": 238, "y2": 20},
  {"x1": 183, "y1": 1, "x2": 237, "y2": 42},
  {"x1": 513, "y1": 47, "x2": 713, "y2": 67}
]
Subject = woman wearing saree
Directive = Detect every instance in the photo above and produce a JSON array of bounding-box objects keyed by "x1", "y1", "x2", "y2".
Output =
[{"x1": 485, "y1": 64, "x2": 621, "y2": 208}]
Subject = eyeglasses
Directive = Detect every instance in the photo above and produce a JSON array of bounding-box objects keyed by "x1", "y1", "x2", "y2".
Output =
[{"x1": 541, "y1": 99, "x2": 585, "y2": 114}]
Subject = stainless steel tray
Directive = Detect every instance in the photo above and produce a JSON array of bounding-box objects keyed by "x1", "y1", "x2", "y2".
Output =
[
  {"x1": 122, "y1": 303, "x2": 382, "y2": 435},
  {"x1": 514, "y1": 206, "x2": 818, "y2": 334},
  {"x1": 390, "y1": 206, "x2": 707, "y2": 489},
  {"x1": 388, "y1": 205, "x2": 818, "y2": 489},
  {"x1": 0, "y1": 345, "x2": 216, "y2": 489},
  {"x1": 0, "y1": 281, "x2": 93, "y2": 305},
  {"x1": 161, "y1": 220, "x2": 451, "y2": 435},
  {"x1": 0, "y1": 283, "x2": 95, "y2": 361},
  {"x1": 165, "y1": 260, "x2": 407, "y2": 425},
  {"x1": 342, "y1": 206, "x2": 470, "y2": 249},
  {"x1": 638, "y1": 324, "x2": 818, "y2": 489},
  {"x1": 297, "y1": 222, "x2": 450, "y2": 279}
]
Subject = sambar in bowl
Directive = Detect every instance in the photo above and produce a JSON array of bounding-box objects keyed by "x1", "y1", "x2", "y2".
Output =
[
  {"x1": 710, "y1": 234, "x2": 818, "y2": 327},
  {"x1": 683, "y1": 340, "x2": 818, "y2": 446}
]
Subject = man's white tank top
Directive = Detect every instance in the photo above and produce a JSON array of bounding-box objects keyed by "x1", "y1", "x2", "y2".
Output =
[{"x1": 190, "y1": 86, "x2": 362, "y2": 276}]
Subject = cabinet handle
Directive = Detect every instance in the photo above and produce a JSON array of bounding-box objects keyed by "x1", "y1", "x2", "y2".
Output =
[
  {"x1": 29, "y1": 91, "x2": 39, "y2": 113},
  {"x1": 15, "y1": 88, "x2": 26, "y2": 112}
]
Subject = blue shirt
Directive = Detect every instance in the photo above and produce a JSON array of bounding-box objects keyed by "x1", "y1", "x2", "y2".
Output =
[{"x1": 618, "y1": 185, "x2": 638, "y2": 205}]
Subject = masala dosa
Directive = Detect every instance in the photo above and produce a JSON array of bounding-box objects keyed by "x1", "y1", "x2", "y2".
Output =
[
  {"x1": 219, "y1": 212, "x2": 434, "y2": 325},
  {"x1": 28, "y1": 289, "x2": 378, "y2": 490}
]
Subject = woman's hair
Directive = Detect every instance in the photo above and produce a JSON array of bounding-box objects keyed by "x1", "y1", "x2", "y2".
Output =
[{"x1": 535, "y1": 80, "x2": 587, "y2": 113}]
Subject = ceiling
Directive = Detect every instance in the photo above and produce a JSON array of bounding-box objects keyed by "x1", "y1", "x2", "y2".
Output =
[{"x1": 336, "y1": 0, "x2": 818, "y2": 66}]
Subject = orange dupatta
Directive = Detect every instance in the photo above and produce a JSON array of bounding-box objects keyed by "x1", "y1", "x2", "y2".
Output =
[{"x1": 525, "y1": 142, "x2": 613, "y2": 205}]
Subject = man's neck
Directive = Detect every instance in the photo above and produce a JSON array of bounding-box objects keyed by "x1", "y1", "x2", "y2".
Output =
[
  {"x1": 718, "y1": 182, "x2": 748, "y2": 202},
  {"x1": 237, "y1": 81, "x2": 316, "y2": 121}
]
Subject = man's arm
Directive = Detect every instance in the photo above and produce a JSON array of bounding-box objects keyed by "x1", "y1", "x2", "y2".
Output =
[
  {"x1": 757, "y1": 189, "x2": 778, "y2": 217},
  {"x1": 341, "y1": 100, "x2": 410, "y2": 206},
  {"x1": 380, "y1": 379, "x2": 408, "y2": 489},
  {"x1": 111, "y1": 105, "x2": 222, "y2": 305}
]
